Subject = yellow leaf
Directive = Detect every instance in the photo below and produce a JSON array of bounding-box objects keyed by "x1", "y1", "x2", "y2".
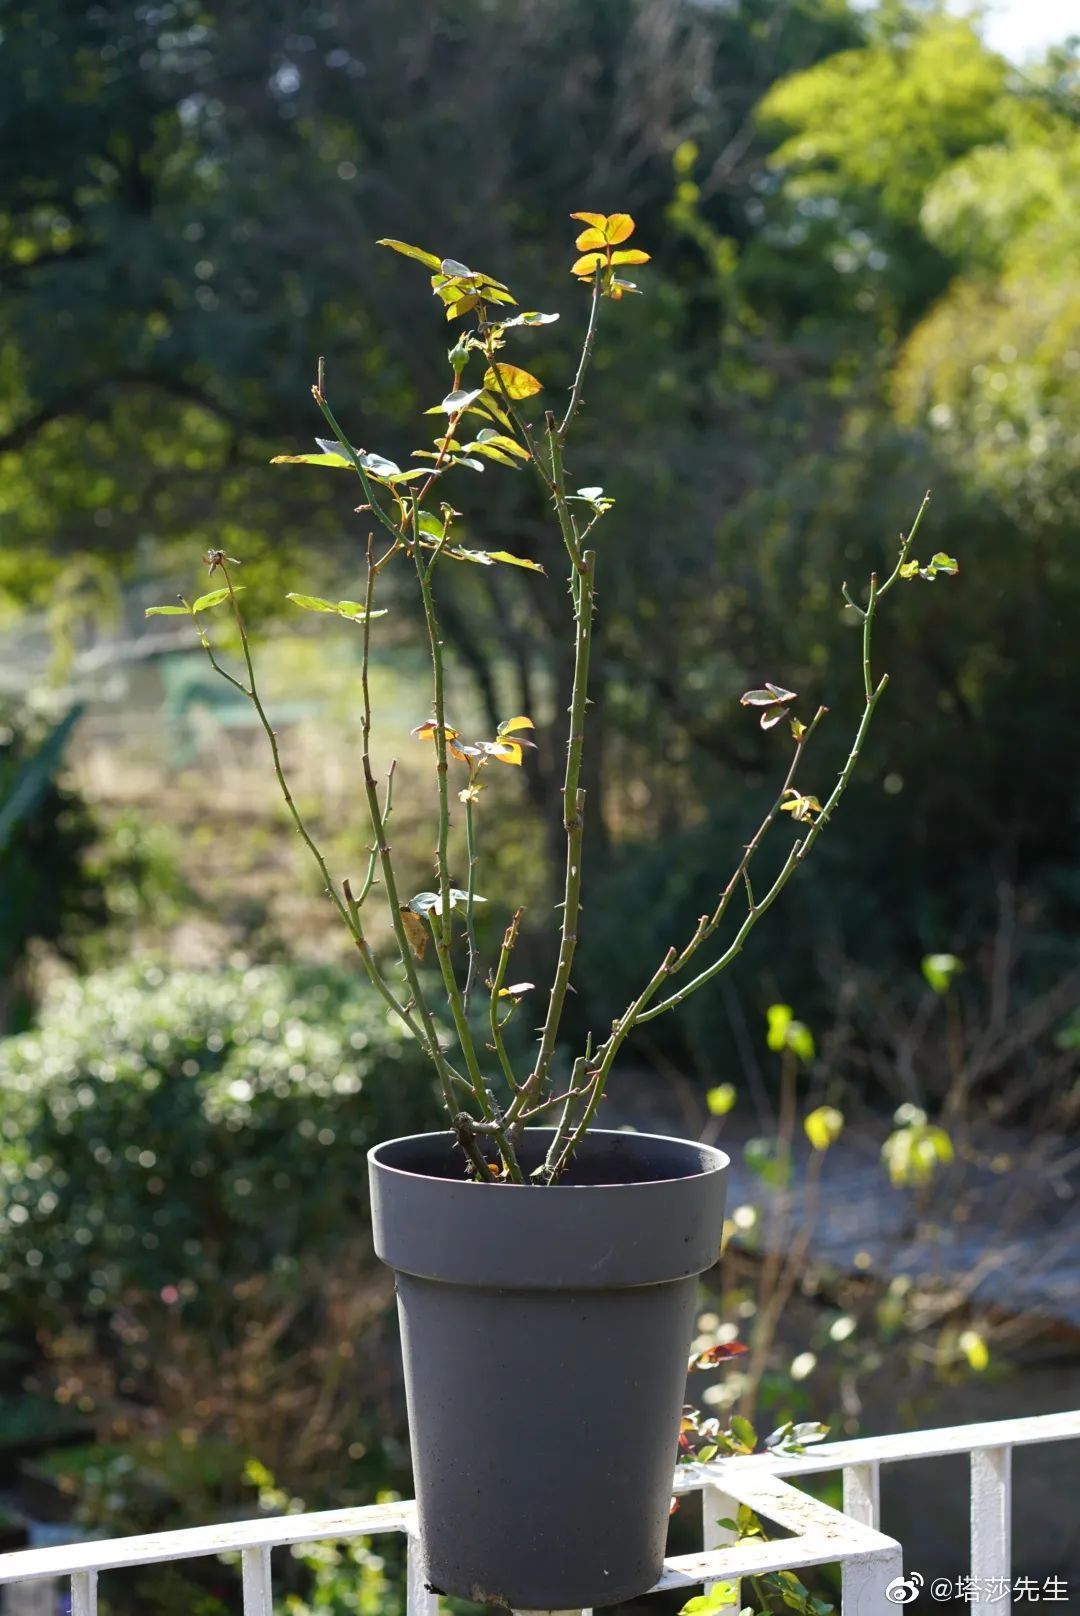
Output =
[
  {"x1": 603, "y1": 213, "x2": 635, "y2": 244},
  {"x1": 482, "y1": 363, "x2": 542, "y2": 400},
  {"x1": 570, "y1": 210, "x2": 607, "y2": 229},
  {"x1": 485, "y1": 740, "x2": 523, "y2": 766},
  {"x1": 804, "y1": 1106, "x2": 844, "y2": 1151},
  {"x1": 487, "y1": 550, "x2": 544, "y2": 571},
  {"x1": 411, "y1": 720, "x2": 459, "y2": 743},
  {"x1": 609, "y1": 248, "x2": 650, "y2": 266},
  {"x1": 706, "y1": 1083, "x2": 736, "y2": 1117},
  {"x1": 574, "y1": 226, "x2": 607, "y2": 251},
  {"x1": 959, "y1": 1330, "x2": 989, "y2": 1372},
  {"x1": 497, "y1": 715, "x2": 534, "y2": 736},
  {"x1": 376, "y1": 238, "x2": 442, "y2": 270},
  {"x1": 571, "y1": 251, "x2": 606, "y2": 278}
]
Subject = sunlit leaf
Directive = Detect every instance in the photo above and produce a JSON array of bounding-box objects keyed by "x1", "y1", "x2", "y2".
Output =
[
  {"x1": 474, "y1": 429, "x2": 529, "y2": 460},
  {"x1": 359, "y1": 451, "x2": 402, "y2": 479},
  {"x1": 729, "y1": 1415, "x2": 757, "y2": 1453},
  {"x1": 480, "y1": 739, "x2": 524, "y2": 766},
  {"x1": 706, "y1": 1083, "x2": 736, "y2": 1117},
  {"x1": 145, "y1": 604, "x2": 190, "y2": 617},
  {"x1": 574, "y1": 226, "x2": 608, "y2": 251},
  {"x1": 440, "y1": 257, "x2": 477, "y2": 280},
  {"x1": 569, "y1": 210, "x2": 607, "y2": 229},
  {"x1": 497, "y1": 715, "x2": 535, "y2": 735},
  {"x1": 740, "y1": 684, "x2": 796, "y2": 707},
  {"x1": 191, "y1": 588, "x2": 238, "y2": 612},
  {"x1": 499, "y1": 981, "x2": 535, "y2": 997},
  {"x1": 483, "y1": 363, "x2": 543, "y2": 400},
  {"x1": 688, "y1": 1340, "x2": 747, "y2": 1371},
  {"x1": 285, "y1": 594, "x2": 386, "y2": 622},
  {"x1": 487, "y1": 549, "x2": 544, "y2": 571},
  {"x1": 271, "y1": 450, "x2": 352, "y2": 469},
  {"x1": 603, "y1": 213, "x2": 635, "y2": 244},
  {"x1": 804, "y1": 1105, "x2": 844, "y2": 1151},
  {"x1": 411, "y1": 720, "x2": 460, "y2": 742},
  {"x1": 498, "y1": 311, "x2": 559, "y2": 327},
  {"x1": 571, "y1": 251, "x2": 606, "y2": 277},
  {"x1": 442, "y1": 388, "x2": 484, "y2": 414},
  {"x1": 959, "y1": 1329, "x2": 989, "y2": 1372},
  {"x1": 922, "y1": 952, "x2": 963, "y2": 994},
  {"x1": 376, "y1": 238, "x2": 442, "y2": 270},
  {"x1": 609, "y1": 248, "x2": 650, "y2": 266}
]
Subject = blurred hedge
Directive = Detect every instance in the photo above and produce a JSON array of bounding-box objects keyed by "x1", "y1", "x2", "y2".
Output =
[{"x1": 0, "y1": 963, "x2": 441, "y2": 1327}]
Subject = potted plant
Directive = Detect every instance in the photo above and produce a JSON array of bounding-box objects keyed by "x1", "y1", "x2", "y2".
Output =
[{"x1": 147, "y1": 212, "x2": 955, "y2": 1610}]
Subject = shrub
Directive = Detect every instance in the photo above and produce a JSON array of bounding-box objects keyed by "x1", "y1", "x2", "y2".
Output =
[{"x1": 0, "y1": 962, "x2": 441, "y2": 1326}]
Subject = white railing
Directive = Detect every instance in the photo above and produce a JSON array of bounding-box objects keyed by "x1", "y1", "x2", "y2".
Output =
[{"x1": 1, "y1": 1411, "x2": 1076, "y2": 1616}]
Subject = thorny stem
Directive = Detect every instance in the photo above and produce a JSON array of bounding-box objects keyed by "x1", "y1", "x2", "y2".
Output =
[
  {"x1": 615, "y1": 492, "x2": 933, "y2": 1033},
  {"x1": 509, "y1": 540, "x2": 596, "y2": 1132},
  {"x1": 488, "y1": 907, "x2": 525, "y2": 1097},
  {"x1": 463, "y1": 794, "x2": 479, "y2": 1006},
  {"x1": 559, "y1": 270, "x2": 602, "y2": 439}
]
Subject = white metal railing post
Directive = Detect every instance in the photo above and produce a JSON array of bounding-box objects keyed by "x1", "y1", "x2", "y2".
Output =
[
  {"x1": 241, "y1": 1545, "x2": 273, "y2": 1616},
  {"x1": 69, "y1": 1575, "x2": 97, "y2": 1616},
  {"x1": 970, "y1": 1446, "x2": 1011, "y2": 1615},
  {"x1": 701, "y1": 1485, "x2": 741, "y2": 1613},
  {"x1": 842, "y1": 1463, "x2": 881, "y2": 1528},
  {"x1": 406, "y1": 1531, "x2": 439, "y2": 1616}
]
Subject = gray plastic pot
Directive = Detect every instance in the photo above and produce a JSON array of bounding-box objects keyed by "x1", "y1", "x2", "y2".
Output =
[{"x1": 368, "y1": 1127, "x2": 728, "y2": 1611}]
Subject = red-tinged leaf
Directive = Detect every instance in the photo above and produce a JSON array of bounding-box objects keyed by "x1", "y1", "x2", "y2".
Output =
[
  {"x1": 411, "y1": 720, "x2": 460, "y2": 742},
  {"x1": 759, "y1": 704, "x2": 791, "y2": 730},
  {"x1": 689, "y1": 1341, "x2": 748, "y2": 1371},
  {"x1": 740, "y1": 685, "x2": 797, "y2": 707},
  {"x1": 669, "y1": 1497, "x2": 681, "y2": 1517}
]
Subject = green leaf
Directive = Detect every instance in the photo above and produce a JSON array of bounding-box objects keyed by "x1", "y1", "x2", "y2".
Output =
[
  {"x1": 145, "y1": 604, "x2": 190, "y2": 617},
  {"x1": 766, "y1": 1003, "x2": 793, "y2": 1052},
  {"x1": 922, "y1": 952, "x2": 963, "y2": 994},
  {"x1": 680, "y1": 1588, "x2": 739, "y2": 1616},
  {"x1": 930, "y1": 551, "x2": 959, "y2": 575},
  {"x1": 898, "y1": 560, "x2": 921, "y2": 579},
  {"x1": 271, "y1": 451, "x2": 352, "y2": 469},
  {"x1": 474, "y1": 429, "x2": 529, "y2": 460},
  {"x1": 729, "y1": 1415, "x2": 757, "y2": 1452},
  {"x1": 706, "y1": 1083, "x2": 736, "y2": 1117},
  {"x1": 376, "y1": 238, "x2": 442, "y2": 270},
  {"x1": 191, "y1": 588, "x2": 239, "y2": 613},
  {"x1": 286, "y1": 594, "x2": 388, "y2": 622}
]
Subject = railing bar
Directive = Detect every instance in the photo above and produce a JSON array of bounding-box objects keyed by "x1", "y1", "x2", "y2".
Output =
[
  {"x1": 0, "y1": 1503, "x2": 412, "y2": 1584},
  {"x1": 970, "y1": 1446, "x2": 1011, "y2": 1616},
  {"x1": 843, "y1": 1462, "x2": 881, "y2": 1529},
  {"x1": 406, "y1": 1530, "x2": 438, "y2": 1616},
  {"x1": 242, "y1": 1546, "x2": 273, "y2": 1616},
  {"x1": 70, "y1": 1572, "x2": 97, "y2": 1616},
  {"x1": 675, "y1": 1409, "x2": 1080, "y2": 1485}
]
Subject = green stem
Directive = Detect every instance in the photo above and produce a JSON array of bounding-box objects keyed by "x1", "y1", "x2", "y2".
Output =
[
  {"x1": 559, "y1": 271, "x2": 602, "y2": 438},
  {"x1": 488, "y1": 908, "x2": 524, "y2": 1100}
]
